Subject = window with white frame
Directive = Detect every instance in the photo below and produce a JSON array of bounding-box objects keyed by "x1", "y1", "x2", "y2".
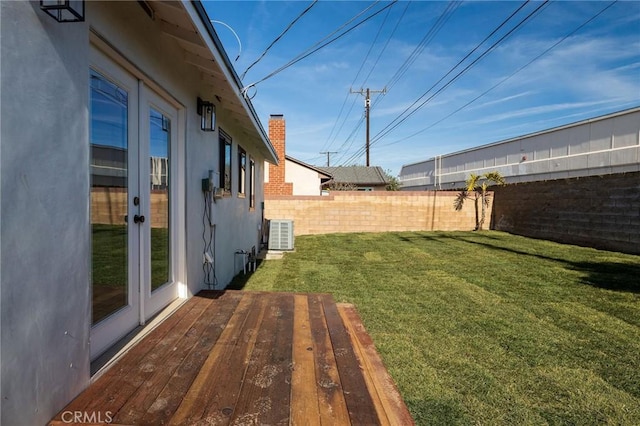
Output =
[
  {"x1": 249, "y1": 158, "x2": 255, "y2": 209},
  {"x1": 238, "y1": 146, "x2": 246, "y2": 196},
  {"x1": 219, "y1": 129, "x2": 232, "y2": 194}
]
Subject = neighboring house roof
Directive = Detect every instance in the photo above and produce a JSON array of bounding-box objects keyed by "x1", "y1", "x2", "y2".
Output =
[
  {"x1": 319, "y1": 166, "x2": 388, "y2": 186},
  {"x1": 286, "y1": 155, "x2": 332, "y2": 178}
]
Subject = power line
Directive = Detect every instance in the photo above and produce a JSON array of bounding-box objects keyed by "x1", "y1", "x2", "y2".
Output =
[
  {"x1": 242, "y1": 1, "x2": 382, "y2": 93},
  {"x1": 350, "y1": 3, "x2": 394, "y2": 88},
  {"x1": 331, "y1": 117, "x2": 366, "y2": 166},
  {"x1": 369, "y1": 0, "x2": 533, "y2": 145},
  {"x1": 301, "y1": 154, "x2": 325, "y2": 164},
  {"x1": 319, "y1": 1, "x2": 396, "y2": 153},
  {"x1": 241, "y1": 1, "x2": 396, "y2": 95},
  {"x1": 340, "y1": 0, "x2": 550, "y2": 165},
  {"x1": 320, "y1": 151, "x2": 339, "y2": 166},
  {"x1": 361, "y1": 0, "x2": 412, "y2": 86},
  {"x1": 371, "y1": 0, "x2": 547, "y2": 144},
  {"x1": 240, "y1": 0, "x2": 318, "y2": 80},
  {"x1": 323, "y1": 97, "x2": 361, "y2": 154},
  {"x1": 334, "y1": 0, "x2": 461, "y2": 166},
  {"x1": 381, "y1": 1, "x2": 462, "y2": 96},
  {"x1": 379, "y1": 0, "x2": 621, "y2": 148}
]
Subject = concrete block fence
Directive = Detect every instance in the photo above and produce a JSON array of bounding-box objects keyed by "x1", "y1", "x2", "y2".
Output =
[
  {"x1": 264, "y1": 171, "x2": 640, "y2": 255},
  {"x1": 264, "y1": 191, "x2": 487, "y2": 235},
  {"x1": 492, "y1": 171, "x2": 640, "y2": 255},
  {"x1": 91, "y1": 187, "x2": 168, "y2": 228}
]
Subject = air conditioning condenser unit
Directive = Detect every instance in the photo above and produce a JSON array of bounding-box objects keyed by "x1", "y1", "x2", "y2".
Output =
[{"x1": 268, "y1": 220, "x2": 294, "y2": 250}]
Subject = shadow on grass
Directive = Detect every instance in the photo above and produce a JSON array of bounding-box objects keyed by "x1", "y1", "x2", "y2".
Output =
[
  {"x1": 225, "y1": 259, "x2": 265, "y2": 290},
  {"x1": 396, "y1": 231, "x2": 504, "y2": 246},
  {"x1": 397, "y1": 232, "x2": 640, "y2": 294},
  {"x1": 397, "y1": 233, "x2": 452, "y2": 244},
  {"x1": 567, "y1": 261, "x2": 640, "y2": 293}
]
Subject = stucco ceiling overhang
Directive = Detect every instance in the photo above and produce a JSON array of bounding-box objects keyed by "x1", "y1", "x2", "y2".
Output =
[{"x1": 150, "y1": 0, "x2": 278, "y2": 164}]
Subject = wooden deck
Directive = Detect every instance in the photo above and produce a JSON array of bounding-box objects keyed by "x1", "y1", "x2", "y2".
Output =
[{"x1": 50, "y1": 291, "x2": 413, "y2": 425}]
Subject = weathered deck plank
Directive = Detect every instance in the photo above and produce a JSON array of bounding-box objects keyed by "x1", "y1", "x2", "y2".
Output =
[
  {"x1": 291, "y1": 294, "x2": 321, "y2": 426},
  {"x1": 139, "y1": 291, "x2": 244, "y2": 425},
  {"x1": 50, "y1": 290, "x2": 413, "y2": 426},
  {"x1": 228, "y1": 292, "x2": 294, "y2": 425},
  {"x1": 115, "y1": 295, "x2": 224, "y2": 424},
  {"x1": 308, "y1": 293, "x2": 351, "y2": 425},
  {"x1": 338, "y1": 303, "x2": 415, "y2": 426},
  {"x1": 321, "y1": 294, "x2": 381, "y2": 425},
  {"x1": 168, "y1": 292, "x2": 263, "y2": 425},
  {"x1": 80, "y1": 295, "x2": 212, "y2": 417}
]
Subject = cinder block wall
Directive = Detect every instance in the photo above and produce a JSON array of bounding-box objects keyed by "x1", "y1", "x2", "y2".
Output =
[
  {"x1": 492, "y1": 172, "x2": 640, "y2": 254},
  {"x1": 91, "y1": 188, "x2": 168, "y2": 228},
  {"x1": 264, "y1": 191, "x2": 487, "y2": 234}
]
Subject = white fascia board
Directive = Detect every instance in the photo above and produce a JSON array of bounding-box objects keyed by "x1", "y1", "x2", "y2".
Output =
[{"x1": 181, "y1": 1, "x2": 278, "y2": 164}]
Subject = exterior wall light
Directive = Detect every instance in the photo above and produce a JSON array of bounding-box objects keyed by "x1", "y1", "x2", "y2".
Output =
[
  {"x1": 40, "y1": 0, "x2": 85, "y2": 23},
  {"x1": 197, "y1": 97, "x2": 216, "y2": 131}
]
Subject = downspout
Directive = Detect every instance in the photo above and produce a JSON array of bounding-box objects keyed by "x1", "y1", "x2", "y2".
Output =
[{"x1": 435, "y1": 155, "x2": 442, "y2": 190}]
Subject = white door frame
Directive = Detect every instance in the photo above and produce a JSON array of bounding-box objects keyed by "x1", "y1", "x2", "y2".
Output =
[
  {"x1": 140, "y1": 86, "x2": 181, "y2": 321},
  {"x1": 90, "y1": 43, "x2": 186, "y2": 360}
]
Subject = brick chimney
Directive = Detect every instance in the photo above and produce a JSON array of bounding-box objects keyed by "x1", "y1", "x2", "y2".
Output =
[{"x1": 265, "y1": 114, "x2": 293, "y2": 196}]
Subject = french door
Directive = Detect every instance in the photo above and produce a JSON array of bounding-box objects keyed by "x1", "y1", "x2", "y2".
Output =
[{"x1": 89, "y1": 48, "x2": 181, "y2": 359}]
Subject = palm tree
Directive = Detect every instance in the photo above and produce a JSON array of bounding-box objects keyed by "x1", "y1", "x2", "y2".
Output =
[{"x1": 454, "y1": 171, "x2": 506, "y2": 230}]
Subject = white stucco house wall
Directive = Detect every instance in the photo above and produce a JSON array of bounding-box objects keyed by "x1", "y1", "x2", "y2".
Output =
[
  {"x1": 0, "y1": 2, "x2": 277, "y2": 425},
  {"x1": 263, "y1": 155, "x2": 331, "y2": 196},
  {"x1": 263, "y1": 156, "x2": 330, "y2": 196},
  {"x1": 287, "y1": 156, "x2": 332, "y2": 195}
]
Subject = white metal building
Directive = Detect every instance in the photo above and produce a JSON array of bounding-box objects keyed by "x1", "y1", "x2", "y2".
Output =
[{"x1": 399, "y1": 107, "x2": 640, "y2": 190}]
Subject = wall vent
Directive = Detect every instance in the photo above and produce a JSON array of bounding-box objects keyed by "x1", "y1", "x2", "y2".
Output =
[{"x1": 268, "y1": 220, "x2": 294, "y2": 250}]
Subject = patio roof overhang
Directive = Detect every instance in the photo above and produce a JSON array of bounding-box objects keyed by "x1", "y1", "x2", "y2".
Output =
[{"x1": 149, "y1": 0, "x2": 278, "y2": 165}]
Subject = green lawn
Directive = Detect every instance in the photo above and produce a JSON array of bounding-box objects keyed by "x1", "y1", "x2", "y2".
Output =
[
  {"x1": 229, "y1": 231, "x2": 640, "y2": 425},
  {"x1": 92, "y1": 224, "x2": 169, "y2": 323},
  {"x1": 92, "y1": 224, "x2": 169, "y2": 287}
]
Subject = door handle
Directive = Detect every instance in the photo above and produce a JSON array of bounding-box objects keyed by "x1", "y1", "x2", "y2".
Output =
[{"x1": 133, "y1": 214, "x2": 145, "y2": 224}]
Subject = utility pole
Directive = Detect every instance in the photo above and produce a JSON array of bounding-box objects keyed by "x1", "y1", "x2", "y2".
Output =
[
  {"x1": 320, "y1": 151, "x2": 338, "y2": 167},
  {"x1": 350, "y1": 87, "x2": 386, "y2": 166}
]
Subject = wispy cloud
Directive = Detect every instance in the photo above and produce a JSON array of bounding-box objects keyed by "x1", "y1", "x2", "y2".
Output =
[
  {"x1": 207, "y1": 1, "x2": 640, "y2": 174},
  {"x1": 468, "y1": 100, "x2": 619, "y2": 126},
  {"x1": 469, "y1": 91, "x2": 537, "y2": 110},
  {"x1": 490, "y1": 35, "x2": 640, "y2": 99}
]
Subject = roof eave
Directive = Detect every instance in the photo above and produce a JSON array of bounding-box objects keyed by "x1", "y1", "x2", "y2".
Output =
[
  {"x1": 186, "y1": 1, "x2": 278, "y2": 164},
  {"x1": 285, "y1": 155, "x2": 332, "y2": 178}
]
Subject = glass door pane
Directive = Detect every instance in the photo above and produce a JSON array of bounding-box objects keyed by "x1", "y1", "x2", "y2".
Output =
[
  {"x1": 90, "y1": 70, "x2": 129, "y2": 324},
  {"x1": 149, "y1": 108, "x2": 170, "y2": 290}
]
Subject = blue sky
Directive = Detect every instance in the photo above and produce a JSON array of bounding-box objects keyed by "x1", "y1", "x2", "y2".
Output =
[{"x1": 203, "y1": 1, "x2": 640, "y2": 174}]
